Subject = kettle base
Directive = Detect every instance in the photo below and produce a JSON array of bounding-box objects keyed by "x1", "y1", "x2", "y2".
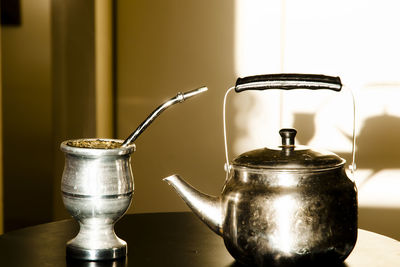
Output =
[{"x1": 229, "y1": 248, "x2": 350, "y2": 267}]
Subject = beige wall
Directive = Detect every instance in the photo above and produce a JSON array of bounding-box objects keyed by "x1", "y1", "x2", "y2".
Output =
[
  {"x1": 95, "y1": 0, "x2": 114, "y2": 138},
  {"x1": 116, "y1": 0, "x2": 236, "y2": 213},
  {"x1": 1, "y1": 0, "x2": 53, "y2": 231},
  {"x1": 1, "y1": 0, "x2": 115, "y2": 229}
]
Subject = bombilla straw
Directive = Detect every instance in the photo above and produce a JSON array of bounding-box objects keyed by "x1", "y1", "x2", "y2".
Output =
[{"x1": 121, "y1": 86, "x2": 208, "y2": 147}]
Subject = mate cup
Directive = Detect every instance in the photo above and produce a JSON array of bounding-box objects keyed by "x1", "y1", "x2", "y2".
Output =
[{"x1": 61, "y1": 139, "x2": 135, "y2": 261}]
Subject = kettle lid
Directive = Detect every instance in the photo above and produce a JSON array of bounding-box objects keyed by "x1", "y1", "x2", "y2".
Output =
[{"x1": 232, "y1": 128, "x2": 345, "y2": 170}]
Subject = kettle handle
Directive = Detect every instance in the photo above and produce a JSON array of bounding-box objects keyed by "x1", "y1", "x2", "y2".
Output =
[
  {"x1": 235, "y1": 73, "x2": 342, "y2": 92},
  {"x1": 223, "y1": 73, "x2": 356, "y2": 180}
]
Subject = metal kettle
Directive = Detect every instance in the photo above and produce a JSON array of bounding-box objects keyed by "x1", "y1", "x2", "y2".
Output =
[{"x1": 164, "y1": 74, "x2": 358, "y2": 266}]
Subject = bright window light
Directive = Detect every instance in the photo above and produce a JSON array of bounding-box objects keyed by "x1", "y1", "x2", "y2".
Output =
[{"x1": 234, "y1": 0, "x2": 400, "y2": 208}]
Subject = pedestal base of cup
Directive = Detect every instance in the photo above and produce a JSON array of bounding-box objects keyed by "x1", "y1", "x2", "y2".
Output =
[
  {"x1": 66, "y1": 243, "x2": 127, "y2": 261},
  {"x1": 65, "y1": 222, "x2": 128, "y2": 261}
]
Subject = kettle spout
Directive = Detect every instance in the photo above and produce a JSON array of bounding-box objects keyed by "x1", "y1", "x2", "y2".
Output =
[{"x1": 163, "y1": 174, "x2": 222, "y2": 236}]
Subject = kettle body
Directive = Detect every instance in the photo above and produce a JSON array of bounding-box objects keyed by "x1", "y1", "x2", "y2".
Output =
[{"x1": 221, "y1": 165, "x2": 357, "y2": 265}]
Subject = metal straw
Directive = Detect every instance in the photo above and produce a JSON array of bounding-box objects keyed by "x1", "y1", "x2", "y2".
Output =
[{"x1": 121, "y1": 86, "x2": 208, "y2": 146}]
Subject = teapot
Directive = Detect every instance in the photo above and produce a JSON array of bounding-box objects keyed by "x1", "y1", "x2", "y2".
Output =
[{"x1": 164, "y1": 74, "x2": 358, "y2": 266}]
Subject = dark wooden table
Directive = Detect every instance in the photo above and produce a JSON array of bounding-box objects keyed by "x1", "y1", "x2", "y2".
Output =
[{"x1": 0, "y1": 212, "x2": 399, "y2": 266}]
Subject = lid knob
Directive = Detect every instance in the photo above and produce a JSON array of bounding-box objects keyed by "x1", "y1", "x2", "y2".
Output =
[{"x1": 279, "y1": 128, "x2": 297, "y2": 146}]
